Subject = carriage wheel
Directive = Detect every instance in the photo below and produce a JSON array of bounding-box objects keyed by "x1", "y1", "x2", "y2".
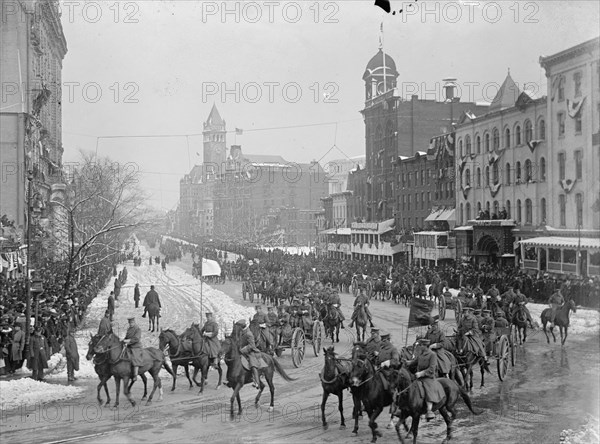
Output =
[
  {"x1": 291, "y1": 328, "x2": 305, "y2": 368},
  {"x1": 312, "y1": 321, "x2": 323, "y2": 357},
  {"x1": 510, "y1": 325, "x2": 518, "y2": 367},
  {"x1": 496, "y1": 335, "x2": 510, "y2": 381},
  {"x1": 439, "y1": 297, "x2": 447, "y2": 321},
  {"x1": 455, "y1": 299, "x2": 463, "y2": 325}
]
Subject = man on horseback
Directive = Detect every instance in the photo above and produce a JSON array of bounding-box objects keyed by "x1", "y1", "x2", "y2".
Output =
[
  {"x1": 511, "y1": 288, "x2": 534, "y2": 329},
  {"x1": 547, "y1": 289, "x2": 564, "y2": 329},
  {"x1": 349, "y1": 288, "x2": 375, "y2": 329},
  {"x1": 299, "y1": 296, "x2": 314, "y2": 332},
  {"x1": 377, "y1": 331, "x2": 400, "y2": 389},
  {"x1": 365, "y1": 328, "x2": 381, "y2": 363},
  {"x1": 404, "y1": 338, "x2": 445, "y2": 421},
  {"x1": 457, "y1": 307, "x2": 488, "y2": 364},
  {"x1": 252, "y1": 305, "x2": 273, "y2": 353},
  {"x1": 98, "y1": 310, "x2": 112, "y2": 336},
  {"x1": 142, "y1": 285, "x2": 161, "y2": 319},
  {"x1": 424, "y1": 315, "x2": 445, "y2": 348},
  {"x1": 200, "y1": 312, "x2": 220, "y2": 369},
  {"x1": 326, "y1": 290, "x2": 345, "y2": 329},
  {"x1": 122, "y1": 316, "x2": 143, "y2": 382},
  {"x1": 236, "y1": 319, "x2": 262, "y2": 389}
]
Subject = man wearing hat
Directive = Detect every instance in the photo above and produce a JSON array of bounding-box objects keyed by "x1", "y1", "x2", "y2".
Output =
[
  {"x1": 473, "y1": 309, "x2": 483, "y2": 328},
  {"x1": 134, "y1": 283, "x2": 141, "y2": 309},
  {"x1": 142, "y1": 285, "x2": 161, "y2": 319},
  {"x1": 298, "y1": 297, "x2": 313, "y2": 332},
  {"x1": 494, "y1": 310, "x2": 509, "y2": 328},
  {"x1": 200, "y1": 312, "x2": 220, "y2": 368},
  {"x1": 252, "y1": 305, "x2": 273, "y2": 354},
  {"x1": 501, "y1": 285, "x2": 516, "y2": 312},
  {"x1": 365, "y1": 328, "x2": 381, "y2": 363},
  {"x1": 377, "y1": 331, "x2": 400, "y2": 390},
  {"x1": 107, "y1": 291, "x2": 115, "y2": 322},
  {"x1": 458, "y1": 307, "x2": 488, "y2": 363},
  {"x1": 480, "y1": 310, "x2": 496, "y2": 356},
  {"x1": 236, "y1": 319, "x2": 262, "y2": 389},
  {"x1": 29, "y1": 326, "x2": 49, "y2": 381},
  {"x1": 404, "y1": 338, "x2": 445, "y2": 420},
  {"x1": 511, "y1": 288, "x2": 534, "y2": 329},
  {"x1": 547, "y1": 288, "x2": 565, "y2": 328},
  {"x1": 122, "y1": 316, "x2": 143, "y2": 382},
  {"x1": 64, "y1": 325, "x2": 80, "y2": 382},
  {"x1": 266, "y1": 306, "x2": 279, "y2": 345},
  {"x1": 327, "y1": 290, "x2": 346, "y2": 329},
  {"x1": 10, "y1": 323, "x2": 25, "y2": 372},
  {"x1": 349, "y1": 289, "x2": 375, "y2": 329},
  {"x1": 98, "y1": 310, "x2": 112, "y2": 336},
  {"x1": 424, "y1": 316, "x2": 446, "y2": 349},
  {"x1": 289, "y1": 298, "x2": 301, "y2": 328}
]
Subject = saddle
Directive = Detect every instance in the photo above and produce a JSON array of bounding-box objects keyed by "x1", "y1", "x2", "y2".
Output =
[{"x1": 240, "y1": 355, "x2": 268, "y2": 370}]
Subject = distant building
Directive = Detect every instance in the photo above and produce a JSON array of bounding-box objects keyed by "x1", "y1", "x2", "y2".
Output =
[{"x1": 325, "y1": 155, "x2": 365, "y2": 195}]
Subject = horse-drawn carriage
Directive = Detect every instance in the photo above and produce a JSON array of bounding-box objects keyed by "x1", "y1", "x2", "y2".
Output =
[
  {"x1": 438, "y1": 292, "x2": 471, "y2": 324},
  {"x1": 241, "y1": 279, "x2": 255, "y2": 303},
  {"x1": 274, "y1": 316, "x2": 324, "y2": 368}
]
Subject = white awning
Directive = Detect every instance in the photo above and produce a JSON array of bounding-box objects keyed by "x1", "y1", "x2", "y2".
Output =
[
  {"x1": 425, "y1": 208, "x2": 456, "y2": 223},
  {"x1": 519, "y1": 236, "x2": 600, "y2": 250},
  {"x1": 454, "y1": 226, "x2": 474, "y2": 231}
]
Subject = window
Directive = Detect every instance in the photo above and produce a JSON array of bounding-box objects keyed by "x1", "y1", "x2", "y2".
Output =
[
  {"x1": 525, "y1": 199, "x2": 532, "y2": 224},
  {"x1": 558, "y1": 152, "x2": 566, "y2": 180},
  {"x1": 421, "y1": 170, "x2": 425, "y2": 186},
  {"x1": 485, "y1": 133, "x2": 490, "y2": 152},
  {"x1": 559, "y1": 195, "x2": 566, "y2": 227},
  {"x1": 574, "y1": 71, "x2": 582, "y2": 97},
  {"x1": 515, "y1": 125, "x2": 521, "y2": 145},
  {"x1": 466, "y1": 135, "x2": 472, "y2": 155},
  {"x1": 459, "y1": 139, "x2": 463, "y2": 158},
  {"x1": 486, "y1": 201, "x2": 491, "y2": 213},
  {"x1": 505, "y1": 128, "x2": 511, "y2": 148},
  {"x1": 402, "y1": 195, "x2": 406, "y2": 210},
  {"x1": 575, "y1": 113, "x2": 582, "y2": 133},
  {"x1": 426, "y1": 169, "x2": 430, "y2": 185},
  {"x1": 516, "y1": 161, "x2": 521, "y2": 182},
  {"x1": 576, "y1": 193, "x2": 583, "y2": 227},
  {"x1": 485, "y1": 166, "x2": 490, "y2": 187},
  {"x1": 427, "y1": 191, "x2": 431, "y2": 203},
  {"x1": 525, "y1": 159, "x2": 532, "y2": 181},
  {"x1": 493, "y1": 162, "x2": 499, "y2": 184},
  {"x1": 493, "y1": 200, "x2": 499, "y2": 217},
  {"x1": 421, "y1": 192, "x2": 425, "y2": 209},
  {"x1": 525, "y1": 120, "x2": 533, "y2": 143},
  {"x1": 505, "y1": 163, "x2": 511, "y2": 185},
  {"x1": 506, "y1": 200, "x2": 511, "y2": 218},
  {"x1": 407, "y1": 195, "x2": 411, "y2": 211},
  {"x1": 493, "y1": 128, "x2": 499, "y2": 150},
  {"x1": 402, "y1": 173, "x2": 406, "y2": 188},
  {"x1": 516, "y1": 199, "x2": 522, "y2": 224},
  {"x1": 407, "y1": 173, "x2": 411, "y2": 187},
  {"x1": 540, "y1": 198, "x2": 546, "y2": 224},
  {"x1": 558, "y1": 112, "x2": 565, "y2": 136},
  {"x1": 575, "y1": 150, "x2": 583, "y2": 180},
  {"x1": 466, "y1": 202, "x2": 471, "y2": 221},
  {"x1": 476, "y1": 135, "x2": 481, "y2": 154},
  {"x1": 465, "y1": 168, "x2": 471, "y2": 186},
  {"x1": 459, "y1": 203, "x2": 464, "y2": 225},
  {"x1": 538, "y1": 119, "x2": 546, "y2": 140},
  {"x1": 540, "y1": 157, "x2": 546, "y2": 181},
  {"x1": 477, "y1": 202, "x2": 482, "y2": 214},
  {"x1": 477, "y1": 168, "x2": 481, "y2": 188},
  {"x1": 558, "y1": 76, "x2": 565, "y2": 101}
]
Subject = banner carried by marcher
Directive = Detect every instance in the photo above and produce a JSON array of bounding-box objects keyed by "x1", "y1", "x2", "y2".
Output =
[
  {"x1": 408, "y1": 297, "x2": 434, "y2": 328},
  {"x1": 201, "y1": 258, "x2": 221, "y2": 276}
]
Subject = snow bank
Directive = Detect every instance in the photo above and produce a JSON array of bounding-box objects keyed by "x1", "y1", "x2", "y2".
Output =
[
  {"x1": 560, "y1": 415, "x2": 600, "y2": 443},
  {"x1": 0, "y1": 378, "x2": 85, "y2": 410}
]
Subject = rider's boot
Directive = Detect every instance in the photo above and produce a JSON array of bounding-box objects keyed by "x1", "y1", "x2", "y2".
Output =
[
  {"x1": 132, "y1": 366, "x2": 139, "y2": 382},
  {"x1": 425, "y1": 402, "x2": 435, "y2": 420},
  {"x1": 142, "y1": 309, "x2": 147, "y2": 318},
  {"x1": 251, "y1": 367, "x2": 261, "y2": 389},
  {"x1": 341, "y1": 322, "x2": 345, "y2": 329}
]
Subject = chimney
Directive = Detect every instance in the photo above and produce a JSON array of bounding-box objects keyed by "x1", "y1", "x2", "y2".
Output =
[{"x1": 442, "y1": 78, "x2": 458, "y2": 102}]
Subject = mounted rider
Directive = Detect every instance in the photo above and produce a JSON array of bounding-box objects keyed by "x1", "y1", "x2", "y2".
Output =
[
  {"x1": 236, "y1": 319, "x2": 262, "y2": 389},
  {"x1": 480, "y1": 309, "x2": 496, "y2": 356},
  {"x1": 349, "y1": 288, "x2": 375, "y2": 328},
  {"x1": 252, "y1": 305, "x2": 273, "y2": 353},
  {"x1": 122, "y1": 316, "x2": 143, "y2": 382},
  {"x1": 424, "y1": 316, "x2": 453, "y2": 377},
  {"x1": 200, "y1": 312, "x2": 220, "y2": 368},
  {"x1": 511, "y1": 288, "x2": 534, "y2": 329},
  {"x1": 142, "y1": 285, "x2": 161, "y2": 319},
  {"x1": 547, "y1": 289, "x2": 565, "y2": 328},
  {"x1": 404, "y1": 338, "x2": 445, "y2": 421},
  {"x1": 376, "y1": 331, "x2": 400, "y2": 390},
  {"x1": 325, "y1": 289, "x2": 345, "y2": 329},
  {"x1": 298, "y1": 296, "x2": 314, "y2": 332},
  {"x1": 97, "y1": 310, "x2": 112, "y2": 336},
  {"x1": 365, "y1": 327, "x2": 381, "y2": 363},
  {"x1": 457, "y1": 306, "x2": 489, "y2": 364}
]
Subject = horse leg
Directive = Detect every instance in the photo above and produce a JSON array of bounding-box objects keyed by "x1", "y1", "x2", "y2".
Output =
[
  {"x1": 480, "y1": 361, "x2": 485, "y2": 388},
  {"x1": 146, "y1": 370, "x2": 160, "y2": 405},
  {"x1": 97, "y1": 379, "x2": 104, "y2": 405},
  {"x1": 170, "y1": 363, "x2": 178, "y2": 391},
  {"x1": 338, "y1": 391, "x2": 346, "y2": 429},
  {"x1": 542, "y1": 323, "x2": 550, "y2": 344},
  {"x1": 411, "y1": 415, "x2": 421, "y2": 444},
  {"x1": 215, "y1": 363, "x2": 223, "y2": 389},
  {"x1": 124, "y1": 376, "x2": 136, "y2": 407},
  {"x1": 230, "y1": 383, "x2": 243, "y2": 419},
  {"x1": 321, "y1": 391, "x2": 330, "y2": 429},
  {"x1": 148, "y1": 318, "x2": 152, "y2": 331},
  {"x1": 439, "y1": 406, "x2": 454, "y2": 444},
  {"x1": 336, "y1": 325, "x2": 340, "y2": 343},
  {"x1": 113, "y1": 377, "x2": 121, "y2": 409},
  {"x1": 183, "y1": 363, "x2": 193, "y2": 389},
  {"x1": 265, "y1": 372, "x2": 275, "y2": 412},
  {"x1": 140, "y1": 373, "x2": 148, "y2": 400},
  {"x1": 523, "y1": 326, "x2": 527, "y2": 343},
  {"x1": 369, "y1": 406, "x2": 384, "y2": 443},
  {"x1": 561, "y1": 327, "x2": 567, "y2": 346},
  {"x1": 104, "y1": 378, "x2": 111, "y2": 407}
]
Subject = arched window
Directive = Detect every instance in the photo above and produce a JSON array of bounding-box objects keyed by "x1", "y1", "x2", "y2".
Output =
[
  {"x1": 477, "y1": 201, "x2": 482, "y2": 215},
  {"x1": 486, "y1": 201, "x2": 491, "y2": 213},
  {"x1": 477, "y1": 168, "x2": 481, "y2": 187},
  {"x1": 516, "y1": 199, "x2": 522, "y2": 224},
  {"x1": 466, "y1": 135, "x2": 472, "y2": 155},
  {"x1": 465, "y1": 168, "x2": 471, "y2": 186},
  {"x1": 525, "y1": 159, "x2": 532, "y2": 181},
  {"x1": 458, "y1": 139, "x2": 463, "y2": 157},
  {"x1": 485, "y1": 166, "x2": 490, "y2": 187},
  {"x1": 515, "y1": 124, "x2": 521, "y2": 145},
  {"x1": 504, "y1": 127, "x2": 511, "y2": 148},
  {"x1": 505, "y1": 163, "x2": 511, "y2": 185},
  {"x1": 540, "y1": 157, "x2": 546, "y2": 181},
  {"x1": 540, "y1": 198, "x2": 546, "y2": 224},
  {"x1": 493, "y1": 162, "x2": 499, "y2": 184},
  {"x1": 516, "y1": 161, "x2": 522, "y2": 182},
  {"x1": 538, "y1": 118, "x2": 546, "y2": 140},
  {"x1": 493, "y1": 128, "x2": 500, "y2": 150},
  {"x1": 476, "y1": 135, "x2": 481, "y2": 154},
  {"x1": 460, "y1": 203, "x2": 464, "y2": 225},
  {"x1": 466, "y1": 202, "x2": 471, "y2": 221},
  {"x1": 493, "y1": 200, "x2": 499, "y2": 217},
  {"x1": 525, "y1": 199, "x2": 532, "y2": 224},
  {"x1": 506, "y1": 200, "x2": 512, "y2": 219},
  {"x1": 524, "y1": 120, "x2": 533, "y2": 143},
  {"x1": 485, "y1": 133, "x2": 490, "y2": 152}
]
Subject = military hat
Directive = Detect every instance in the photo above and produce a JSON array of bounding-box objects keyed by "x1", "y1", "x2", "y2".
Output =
[
  {"x1": 235, "y1": 319, "x2": 247, "y2": 328},
  {"x1": 417, "y1": 338, "x2": 431, "y2": 346},
  {"x1": 205, "y1": 312, "x2": 213, "y2": 316},
  {"x1": 482, "y1": 309, "x2": 491, "y2": 314},
  {"x1": 496, "y1": 311, "x2": 505, "y2": 318},
  {"x1": 255, "y1": 305, "x2": 262, "y2": 309},
  {"x1": 127, "y1": 316, "x2": 135, "y2": 321},
  {"x1": 473, "y1": 309, "x2": 482, "y2": 315},
  {"x1": 462, "y1": 306, "x2": 473, "y2": 312},
  {"x1": 429, "y1": 315, "x2": 440, "y2": 325},
  {"x1": 267, "y1": 306, "x2": 274, "y2": 310},
  {"x1": 380, "y1": 331, "x2": 390, "y2": 339},
  {"x1": 370, "y1": 328, "x2": 380, "y2": 333}
]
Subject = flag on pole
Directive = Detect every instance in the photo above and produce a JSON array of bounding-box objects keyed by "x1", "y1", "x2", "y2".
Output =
[
  {"x1": 201, "y1": 258, "x2": 221, "y2": 276},
  {"x1": 408, "y1": 298, "x2": 434, "y2": 328}
]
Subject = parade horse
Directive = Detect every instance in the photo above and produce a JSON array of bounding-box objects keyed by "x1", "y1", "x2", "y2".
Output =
[
  {"x1": 393, "y1": 367, "x2": 481, "y2": 444},
  {"x1": 353, "y1": 303, "x2": 369, "y2": 342},
  {"x1": 158, "y1": 328, "x2": 205, "y2": 391},
  {"x1": 319, "y1": 346, "x2": 355, "y2": 430},
  {"x1": 511, "y1": 303, "x2": 529, "y2": 344},
  {"x1": 452, "y1": 332, "x2": 491, "y2": 391},
  {"x1": 541, "y1": 298, "x2": 577, "y2": 346},
  {"x1": 86, "y1": 333, "x2": 148, "y2": 407},
  {"x1": 147, "y1": 302, "x2": 160, "y2": 333},
  {"x1": 180, "y1": 325, "x2": 224, "y2": 393},
  {"x1": 222, "y1": 324, "x2": 296, "y2": 419},
  {"x1": 320, "y1": 302, "x2": 343, "y2": 343},
  {"x1": 94, "y1": 332, "x2": 172, "y2": 408}
]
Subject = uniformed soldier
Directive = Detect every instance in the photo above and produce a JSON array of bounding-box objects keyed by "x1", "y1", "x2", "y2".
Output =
[
  {"x1": 501, "y1": 285, "x2": 516, "y2": 312},
  {"x1": 349, "y1": 289, "x2": 375, "y2": 328},
  {"x1": 494, "y1": 310, "x2": 510, "y2": 328},
  {"x1": 377, "y1": 331, "x2": 400, "y2": 390},
  {"x1": 200, "y1": 312, "x2": 220, "y2": 368},
  {"x1": 365, "y1": 327, "x2": 381, "y2": 363},
  {"x1": 142, "y1": 285, "x2": 161, "y2": 318},
  {"x1": 405, "y1": 338, "x2": 445, "y2": 420},
  {"x1": 547, "y1": 289, "x2": 564, "y2": 328},
  {"x1": 299, "y1": 296, "x2": 313, "y2": 332},
  {"x1": 457, "y1": 307, "x2": 488, "y2": 363},
  {"x1": 123, "y1": 316, "x2": 143, "y2": 382},
  {"x1": 327, "y1": 290, "x2": 346, "y2": 329},
  {"x1": 511, "y1": 288, "x2": 534, "y2": 329},
  {"x1": 473, "y1": 309, "x2": 483, "y2": 328},
  {"x1": 480, "y1": 309, "x2": 496, "y2": 356},
  {"x1": 424, "y1": 315, "x2": 445, "y2": 348},
  {"x1": 97, "y1": 310, "x2": 112, "y2": 336},
  {"x1": 236, "y1": 319, "x2": 262, "y2": 389},
  {"x1": 252, "y1": 305, "x2": 272, "y2": 353}
]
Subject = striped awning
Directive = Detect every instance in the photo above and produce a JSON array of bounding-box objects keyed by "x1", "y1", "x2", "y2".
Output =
[{"x1": 519, "y1": 236, "x2": 600, "y2": 250}]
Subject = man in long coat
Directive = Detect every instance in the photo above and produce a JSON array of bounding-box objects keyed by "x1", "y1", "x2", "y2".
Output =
[
  {"x1": 365, "y1": 327, "x2": 381, "y2": 363},
  {"x1": 405, "y1": 338, "x2": 446, "y2": 420},
  {"x1": 64, "y1": 326, "x2": 80, "y2": 381},
  {"x1": 122, "y1": 316, "x2": 143, "y2": 381},
  {"x1": 107, "y1": 292, "x2": 115, "y2": 322},
  {"x1": 134, "y1": 283, "x2": 141, "y2": 309},
  {"x1": 200, "y1": 312, "x2": 220, "y2": 367},
  {"x1": 237, "y1": 319, "x2": 262, "y2": 389},
  {"x1": 349, "y1": 289, "x2": 375, "y2": 328},
  {"x1": 377, "y1": 331, "x2": 400, "y2": 390},
  {"x1": 29, "y1": 327, "x2": 49, "y2": 381},
  {"x1": 142, "y1": 285, "x2": 161, "y2": 318},
  {"x1": 457, "y1": 307, "x2": 488, "y2": 363},
  {"x1": 10, "y1": 324, "x2": 25, "y2": 370},
  {"x1": 98, "y1": 310, "x2": 112, "y2": 336}
]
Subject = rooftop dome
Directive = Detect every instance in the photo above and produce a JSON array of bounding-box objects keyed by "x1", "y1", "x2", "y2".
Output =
[{"x1": 363, "y1": 49, "x2": 399, "y2": 81}]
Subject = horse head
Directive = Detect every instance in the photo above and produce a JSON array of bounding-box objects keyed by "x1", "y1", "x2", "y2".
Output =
[
  {"x1": 86, "y1": 333, "x2": 100, "y2": 361},
  {"x1": 94, "y1": 332, "x2": 118, "y2": 355},
  {"x1": 566, "y1": 298, "x2": 577, "y2": 314},
  {"x1": 350, "y1": 356, "x2": 372, "y2": 387},
  {"x1": 159, "y1": 329, "x2": 175, "y2": 351}
]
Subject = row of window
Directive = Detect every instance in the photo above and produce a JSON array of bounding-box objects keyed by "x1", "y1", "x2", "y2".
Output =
[
  {"x1": 557, "y1": 111, "x2": 583, "y2": 136},
  {"x1": 458, "y1": 118, "x2": 545, "y2": 157},
  {"x1": 459, "y1": 194, "x2": 585, "y2": 227},
  {"x1": 463, "y1": 158, "x2": 546, "y2": 188},
  {"x1": 556, "y1": 71, "x2": 584, "y2": 101}
]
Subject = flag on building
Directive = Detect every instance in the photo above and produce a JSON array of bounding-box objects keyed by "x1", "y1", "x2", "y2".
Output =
[
  {"x1": 408, "y1": 297, "x2": 434, "y2": 328},
  {"x1": 235, "y1": 128, "x2": 243, "y2": 135},
  {"x1": 201, "y1": 258, "x2": 221, "y2": 276}
]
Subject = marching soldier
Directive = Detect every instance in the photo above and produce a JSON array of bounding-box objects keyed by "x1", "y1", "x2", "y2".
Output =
[{"x1": 107, "y1": 291, "x2": 115, "y2": 322}]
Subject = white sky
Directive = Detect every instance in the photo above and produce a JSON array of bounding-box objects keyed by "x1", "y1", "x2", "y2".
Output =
[{"x1": 59, "y1": 0, "x2": 600, "y2": 211}]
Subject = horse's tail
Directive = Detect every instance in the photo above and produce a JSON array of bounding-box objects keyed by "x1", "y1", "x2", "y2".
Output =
[
  {"x1": 458, "y1": 384, "x2": 482, "y2": 415},
  {"x1": 271, "y1": 356, "x2": 297, "y2": 382},
  {"x1": 162, "y1": 360, "x2": 174, "y2": 376}
]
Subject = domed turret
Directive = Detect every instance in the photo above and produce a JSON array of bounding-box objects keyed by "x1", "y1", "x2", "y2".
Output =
[{"x1": 363, "y1": 49, "x2": 399, "y2": 100}]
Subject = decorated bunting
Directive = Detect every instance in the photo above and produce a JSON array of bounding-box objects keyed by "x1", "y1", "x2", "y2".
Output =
[
  {"x1": 567, "y1": 97, "x2": 586, "y2": 118},
  {"x1": 461, "y1": 184, "x2": 471, "y2": 200},
  {"x1": 559, "y1": 178, "x2": 577, "y2": 193},
  {"x1": 527, "y1": 140, "x2": 543, "y2": 153},
  {"x1": 490, "y1": 182, "x2": 502, "y2": 198}
]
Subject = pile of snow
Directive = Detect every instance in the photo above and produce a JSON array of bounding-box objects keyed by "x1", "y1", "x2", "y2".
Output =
[
  {"x1": 0, "y1": 378, "x2": 85, "y2": 410},
  {"x1": 560, "y1": 415, "x2": 600, "y2": 443}
]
